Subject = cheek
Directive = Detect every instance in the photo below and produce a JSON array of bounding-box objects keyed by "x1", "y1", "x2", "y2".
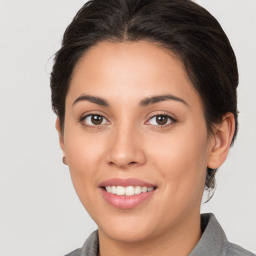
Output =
[
  {"x1": 148, "y1": 125, "x2": 209, "y2": 203},
  {"x1": 63, "y1": 126, "x2": 106, "y2": 206},
  {"x1": 64, "y1": 120, "x2": 105, "y2": 172}
]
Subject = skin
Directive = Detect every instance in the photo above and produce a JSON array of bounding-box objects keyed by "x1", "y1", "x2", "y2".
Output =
[{"x1": 56, "y1": 41, "x2": 235, "y2": 256}]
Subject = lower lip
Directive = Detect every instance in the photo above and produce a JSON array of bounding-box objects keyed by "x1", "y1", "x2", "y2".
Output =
[{"x1": 100, "y1": 188, "x2": 156, "y2": 209}]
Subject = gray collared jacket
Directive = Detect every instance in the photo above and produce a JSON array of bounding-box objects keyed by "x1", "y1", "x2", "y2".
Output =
[{"x1": 66, "y1": 213, "x2": 255, "y2": 256}]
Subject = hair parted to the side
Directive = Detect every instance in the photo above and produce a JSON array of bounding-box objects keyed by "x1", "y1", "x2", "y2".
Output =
[{"x1": 50, "y1": 0, "x2": 239, "y2": 199}]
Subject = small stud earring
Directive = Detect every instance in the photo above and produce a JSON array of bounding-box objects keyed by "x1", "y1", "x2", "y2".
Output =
[{"x1": 62, "y1": 156, "x2": 68, "y2": 165}]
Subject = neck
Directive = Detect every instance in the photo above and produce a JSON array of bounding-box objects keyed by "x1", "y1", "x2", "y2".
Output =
[{"x1": 98, "y1": 212, "x2": 202, "y2": 256}]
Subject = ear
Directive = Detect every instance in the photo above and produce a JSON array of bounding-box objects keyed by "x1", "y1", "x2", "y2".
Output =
[
  {"x1": 55, "y1": 117, "x2": 65, "y2": 154},
  {"x1": 207, "y1": 113, "x2": 235, "y2": 169}
]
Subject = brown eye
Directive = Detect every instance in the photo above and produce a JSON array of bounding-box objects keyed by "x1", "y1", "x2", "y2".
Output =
[
  {"x1": 156, "y1": 115, "x2": 168, "y2": 125},
  {"x1": 148, "y1": 115, "x2": 174, "y2": 126},
  {"x1": 91, "y1": 115, "x2": 103, "y2": 125},
  {"x1": 83, "y1": 114, "x2": 108, "y2": 126}
]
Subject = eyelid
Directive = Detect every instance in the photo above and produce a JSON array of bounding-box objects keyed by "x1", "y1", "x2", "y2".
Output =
[
  {"x1": 145, "y1": 112, "x2": 177, "y2": 127},
  {"x1": 78, "y1": 111, "x2": 177, "y2": 128},
  {"x1": 80, "y1": 112, "x2": 111, "y2": 128}
]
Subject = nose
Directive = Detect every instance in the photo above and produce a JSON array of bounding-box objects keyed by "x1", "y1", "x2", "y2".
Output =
[{"x1": 106, "y1": 124, "x2": 146, "y2": 169}]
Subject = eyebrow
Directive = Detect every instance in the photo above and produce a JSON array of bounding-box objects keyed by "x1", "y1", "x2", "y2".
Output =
[
  {"x1": 73, "y1": 95, "x2": 109, "y2": 107},
  {"x1": 139, "y1": 94, "x2": 188, "y2": 107},
  {"x1": 73, "y1": 94, "x2": 188, "y2": 107}
]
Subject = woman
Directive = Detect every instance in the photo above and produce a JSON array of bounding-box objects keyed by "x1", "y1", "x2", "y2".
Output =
[{"x1": 50, "y1": 0, "x2": 255, "y2": 255}]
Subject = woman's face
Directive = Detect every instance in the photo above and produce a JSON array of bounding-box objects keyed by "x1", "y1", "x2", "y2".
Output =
[{"x1": 59, "y1": 41, "x2": 216, "y2": 243}]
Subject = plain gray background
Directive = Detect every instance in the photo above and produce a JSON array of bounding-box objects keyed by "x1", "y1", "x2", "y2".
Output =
[{"x1": 0, "y1": 0, "x2": 255, "y2": 255}]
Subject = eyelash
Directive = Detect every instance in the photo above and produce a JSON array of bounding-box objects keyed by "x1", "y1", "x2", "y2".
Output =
[
  {"x1": 145, "y1": 113, "x2": 177, "y2": 128},
  {"x1": 80, "y1": 113, "x2": 109, "y2": 129},
  {"x1": 79, "y1": 112, "x2": 177, "y2": 129}
]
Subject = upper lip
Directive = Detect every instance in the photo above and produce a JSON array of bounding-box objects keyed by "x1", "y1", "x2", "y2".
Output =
[{"x1": 99, "y1": 178, "x2": 157, "y2": 188}]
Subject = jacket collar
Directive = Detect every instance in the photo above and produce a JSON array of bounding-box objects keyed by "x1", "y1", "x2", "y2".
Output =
[
  {"x1": 189, "y1": 213, "x2": 228, "y2": 256},
  {"x1": 81, "y1": 213, "x2": 227, "y2": 256}
]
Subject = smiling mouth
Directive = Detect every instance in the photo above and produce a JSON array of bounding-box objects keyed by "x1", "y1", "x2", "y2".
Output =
[
  {"x1": 99, "y1": 178, "x2": 158, "y2": 209},
  {"x1": 102, "y1": 185, "x2": 157, "y2": 196}
]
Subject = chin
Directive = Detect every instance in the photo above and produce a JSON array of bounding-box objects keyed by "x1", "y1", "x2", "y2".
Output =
[
  {"x1": 101, "y1": 227, "x2": 155, "y2": 243},
  {"x1": 97, "y1": 214, "x2": 158, "y2": 243}
]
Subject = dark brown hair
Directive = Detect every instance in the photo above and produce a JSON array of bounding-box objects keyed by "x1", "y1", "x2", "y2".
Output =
[{"x1": 50, "y1": 0, "x2": 239, "y2": 195}]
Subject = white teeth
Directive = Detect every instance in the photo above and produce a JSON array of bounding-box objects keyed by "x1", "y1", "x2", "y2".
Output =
[
  {"x1": 116, "y1": 186, "x2": 125, "y2": 195},
  {"x1": 104, "y1": 185, "x2": 155, "y2": 196},
  {"x1": 134, "y1": 186, "x2": 141, "y2": 194},
  {"x1": 111, "y1": 186, "x2": 117, "y2": 194},
  {"x1": 125, "y1": 186, "x2": 134, "y2": 196},
  {"x1": 141, "y1": 187, "x2": 147, "y2": 193}
]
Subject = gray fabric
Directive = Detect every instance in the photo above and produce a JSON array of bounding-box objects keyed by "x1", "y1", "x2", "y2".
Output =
[
  {"x1": 65, "y1": 231, "x2": 98, "y2": 256},
  {"x1": 65, "y1": 213, "x2": 255, "y2": 256},
  {"x1": 190, "y1": 213, "x2": 255, "y2": 256}
]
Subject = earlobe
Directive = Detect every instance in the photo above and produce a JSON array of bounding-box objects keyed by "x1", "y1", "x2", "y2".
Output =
[
  {"x1": 207, "y1": 113, "x2": 235, "y2": 169},
  {"x1": 55, "y1": 117, "x2": 65, "y2": 153}
]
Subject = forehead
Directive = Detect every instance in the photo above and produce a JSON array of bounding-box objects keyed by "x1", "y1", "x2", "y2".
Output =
[
  {"x1": 73, "y1": 40, "x2": 188, "y2": 83},
  {"x1": 67, "y1": 40, "x2": 203, "y2": 111}
]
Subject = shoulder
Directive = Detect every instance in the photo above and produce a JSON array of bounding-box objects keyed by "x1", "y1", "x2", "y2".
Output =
[
  {"x1": 190, "y1": 213, "x2": 255, "y2": 256},
  {"x1": 65, "y1": 248, "x2": 82, "y2": 256},
  {"x1": 227, "y1": 242, "x2": 256, "y2": 256},
  {"x1": 64, "y1": 230, "x2": 99, "y2": 256}
]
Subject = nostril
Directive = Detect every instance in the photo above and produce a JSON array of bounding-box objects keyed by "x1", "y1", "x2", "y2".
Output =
[
  {"x1": 107, "y1": 161, "x2": 139, "y2": 169},
  {"x1": 129, "y1": 161, "x2": 137, "y2": 165}
]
